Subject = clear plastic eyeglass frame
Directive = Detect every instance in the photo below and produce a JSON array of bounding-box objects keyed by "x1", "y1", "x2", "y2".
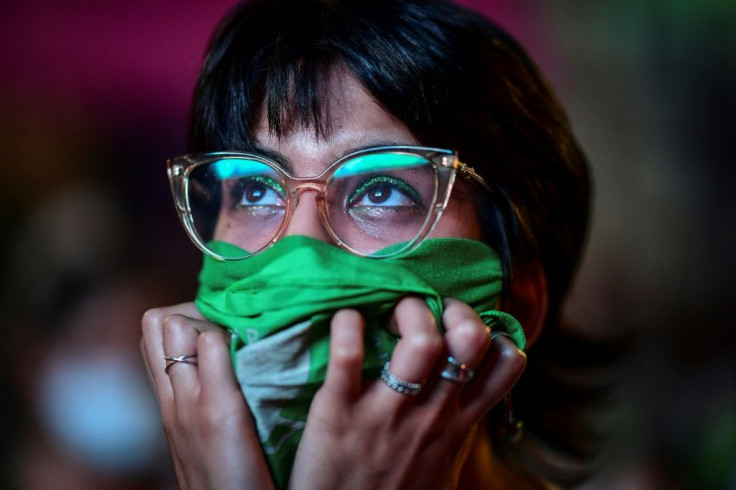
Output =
[{"x1": 167, "y1": 145, "x2": 491, "y2": 260}]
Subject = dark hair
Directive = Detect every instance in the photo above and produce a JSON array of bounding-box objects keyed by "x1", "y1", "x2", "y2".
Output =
[{"x1": 191, "y1": 0, "x2": 603, "y2": 484}]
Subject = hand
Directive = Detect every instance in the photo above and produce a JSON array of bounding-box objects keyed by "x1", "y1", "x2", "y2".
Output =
[
  {"x1": 140, "y1": 303, "x2": 275, "y2": 490},
  {"x1": 289, "y1": 297, "x2": 526, "y2": 490}
]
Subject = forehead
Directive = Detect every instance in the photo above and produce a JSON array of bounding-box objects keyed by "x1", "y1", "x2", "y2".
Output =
[{"x1": 252, "y1": 69, "x2": 419, "y2": 175}]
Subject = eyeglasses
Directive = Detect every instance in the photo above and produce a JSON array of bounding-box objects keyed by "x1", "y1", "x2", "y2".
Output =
[{"x1": 167, "y1": 145, "x2": 490, "y2": 260}]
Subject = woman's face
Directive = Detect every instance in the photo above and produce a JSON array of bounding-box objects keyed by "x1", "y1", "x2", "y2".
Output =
[{"x1": 248, "y1": 70, "x2": 483, "y2": 246}]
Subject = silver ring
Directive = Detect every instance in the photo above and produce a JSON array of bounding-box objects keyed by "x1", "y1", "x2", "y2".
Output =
[
  {"x1": 491, "y1": 331, "x2": 512, "y2": 342},
  {"x1": 164, "y1": 354, "x2": 198, "y2": 374},
  {"x1": 440, "y1": 356, "x2": 474, "y2": 383},
  {"x1": 380, "y1": 361, "x2": 423, "y2": 396}
]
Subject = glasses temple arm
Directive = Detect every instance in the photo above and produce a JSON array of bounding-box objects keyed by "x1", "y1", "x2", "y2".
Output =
[{"x1": 457, "y1": 161, "x2": 492, "y2": 193}]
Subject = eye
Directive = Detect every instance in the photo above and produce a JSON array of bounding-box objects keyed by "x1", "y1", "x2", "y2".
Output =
[
  {"x1": 231, "y1": 176, "x2": 286, "y2": 208},
  {"x1": 348, "y1": 176, "x2": 422, "y2": 208}
]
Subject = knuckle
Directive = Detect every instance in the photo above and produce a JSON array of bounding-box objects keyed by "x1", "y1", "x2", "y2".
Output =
[
  {"x1": 397, "y1": 296, "x2": 431, "y2": 317},
  {"x1": 332, "y1": 308, "x2": 363, "y2": 328},
  {"x1": 512, "y1": 349, "x2": 528, "y2": 373},
  {"x1": 332, "y1": 344, "x2": 362, "y2": 369},
  {"x1": 162, "y1": 314, "x2": 187, "y2": 336},
  {"x1": 442, "y1": 297, "x2": 462, "y2": 309},
  {"x1": 442, "y1": 297, "x2": 476, "y2": 322},
  {"x1": 444, "y1": 297, "x2": 473, "y2": 315},
  {"x1": 454, "y1": 320, "x2": 489, "y2": 347},
  {"x1": 330, "y1": 309, "x2": 364, "y2": 368},
  {"x1": 499, "y1": 345, "x2": 527, "y2": 376},
  {"x1": 406, "y1": 331, "x2": 443, "y2": 358},
  {"x1": 141, "y1": 307, "x2": 166, "y2": 332},
  {"x1": 396, "y1": 295, "x2": 422, "y2": 310},
  {"x1": 199, "y1": 329, "x2": 224, "y2": 348}
]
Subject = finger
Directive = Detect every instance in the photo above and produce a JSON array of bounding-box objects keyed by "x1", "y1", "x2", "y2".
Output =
[
  {"x1": 323, "y1": 309, "x2": 365, "y2": 400},
  {"x1": 197, "y1": 331, "x2": 277, "y2": 490},
  {"x1": 198, "y1": 334, "x2": 276, "y2": 490},
  {"x1": 381, "y1": 296, "x2": 442, "y2": 398},
  {"x1": 141, "y1": 307, "x2": 175, "y2": 404},
  {"x1": 434, "y1": 298, "x2": 491, "y2": 395},
  {"x1": 460, "y1": 334, "x2": 526, "y2": 422},
  {"x1": 197, "y1": 328, "x2": 236, "y2": 399},
  {"x1": 163, "y1": 314, "x2": 206, "y2": 403},
  {"x1": 198, "y1": 330, "x2": 258, "y2": 430},
  {"x1": 141, "y1": 303, "x2": 209, "y2": 392},
  {"x1": 141, "y1": 304, "x2": 215, "y2": 490},
  {"x1": 165, "y1": 301, "x2": 207, "y2": 321}
]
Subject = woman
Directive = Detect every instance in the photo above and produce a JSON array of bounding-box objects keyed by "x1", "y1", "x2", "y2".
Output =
[{"x1": 142, "y1": 0, "x2": 596, "y2": 488}]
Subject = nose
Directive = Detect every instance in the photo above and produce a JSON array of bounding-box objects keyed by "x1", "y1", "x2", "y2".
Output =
[{"x1": 283, "y1": 190, "x2": 333, "y2": 243}]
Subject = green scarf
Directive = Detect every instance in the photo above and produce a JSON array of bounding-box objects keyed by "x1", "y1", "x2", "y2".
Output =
[{"x1": 195, "y1": 235, "x2": 524, "y2": 488}]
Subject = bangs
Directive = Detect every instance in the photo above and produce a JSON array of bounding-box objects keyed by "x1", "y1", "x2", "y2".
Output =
[
  {"x1": 190, "y1": 1, "x2": 363, "y2": 150},
  {"x1": 189, "y1": 0, "x2": 452, "y2": 152},
  {"x1": 259, "y1": 32, "x2": 341, "y2": 139}
]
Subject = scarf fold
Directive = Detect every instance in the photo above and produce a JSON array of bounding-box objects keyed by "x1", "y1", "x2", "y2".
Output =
[{"x1": 195, "y1": 235, "x2": 525, "y2": 488}]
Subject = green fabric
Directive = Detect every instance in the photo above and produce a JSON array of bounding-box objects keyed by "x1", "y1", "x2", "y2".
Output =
[{"x1": 195, "y1": 235, "x2": 524, "y2": 488}]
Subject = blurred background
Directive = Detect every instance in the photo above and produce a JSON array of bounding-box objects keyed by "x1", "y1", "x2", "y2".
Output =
[{"x1": 0, "y1": 0, "x2": 733, "y2": 488}]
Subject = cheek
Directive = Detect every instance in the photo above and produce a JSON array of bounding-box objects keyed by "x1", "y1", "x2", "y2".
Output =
[{"x1": 430, "y1": 194, "x2": 483, "y2": 240}]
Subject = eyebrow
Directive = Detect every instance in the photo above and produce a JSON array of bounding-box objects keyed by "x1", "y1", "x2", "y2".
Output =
[
  {"x1": 252, "y1": 147, "x2": 294, "y2": 173},
  {"x1": 253, "y1": 140, "x2": 409, "y2": 174},
  {"x1": 337, "y1": 141, "x2": 408, "y2": 159}
]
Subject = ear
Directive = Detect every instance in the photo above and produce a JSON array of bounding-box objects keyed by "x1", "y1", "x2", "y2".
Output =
[{"x1": 505, "y1": 260, "x2": 548, "y2": 348}]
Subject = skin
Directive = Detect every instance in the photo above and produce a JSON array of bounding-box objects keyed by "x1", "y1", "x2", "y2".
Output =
[{"x1": 141, "y1": 70, "x2": 529, "y2": 489}]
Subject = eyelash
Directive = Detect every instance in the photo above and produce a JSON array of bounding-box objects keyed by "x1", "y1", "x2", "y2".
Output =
[
  {"x1": 348, "y1": 175, "x2": 422, "y2": 206},
  {"x1": 229, "y1": 176, "x2": 286, "y2": 206}
]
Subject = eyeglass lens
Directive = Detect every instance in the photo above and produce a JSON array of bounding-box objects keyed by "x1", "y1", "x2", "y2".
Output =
[{"x1": 187, "y1": 151, "x2": 440, "y2": 258}]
